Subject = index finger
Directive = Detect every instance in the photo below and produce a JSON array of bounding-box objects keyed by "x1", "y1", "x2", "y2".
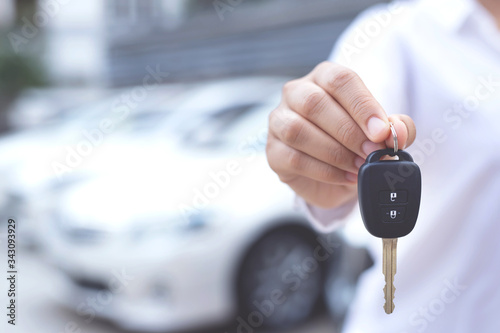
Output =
[{"x1": 310, "y1": 62, "x2": 390, "y2": 143}]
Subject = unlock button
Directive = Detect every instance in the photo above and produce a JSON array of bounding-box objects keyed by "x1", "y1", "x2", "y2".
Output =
[{"x1": 381, "y1": 207, "x2": 406, "y2": 222}]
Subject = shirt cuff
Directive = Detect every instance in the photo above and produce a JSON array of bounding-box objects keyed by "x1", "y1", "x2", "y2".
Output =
[{"x1": 295, "y1": 196, "x2": 357, "y2": 233}]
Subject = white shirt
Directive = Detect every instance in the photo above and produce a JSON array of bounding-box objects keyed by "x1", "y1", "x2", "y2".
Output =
[{"x1": 297, "y1": 0, "x2": 500, "y2": 332}]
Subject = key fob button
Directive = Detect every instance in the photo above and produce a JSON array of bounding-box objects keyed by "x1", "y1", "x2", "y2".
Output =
[
  {"x1": 379, "y1": 190, "x2": 408, "y2": 204},
  {"x1": 381, "y1": 207, "x2": 406, "y2": 222}
]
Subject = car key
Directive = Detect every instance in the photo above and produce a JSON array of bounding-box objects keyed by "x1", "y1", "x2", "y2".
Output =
[{"x1": 357, "y1": 123, "x2": 421, "y2": 314}]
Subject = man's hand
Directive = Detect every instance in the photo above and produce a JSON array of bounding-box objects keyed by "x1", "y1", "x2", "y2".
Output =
[{"x1": 266, "y1": 62, "x2": 416, "y2": 209}]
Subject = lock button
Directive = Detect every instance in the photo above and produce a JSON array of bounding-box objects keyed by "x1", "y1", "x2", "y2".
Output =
[
  {"x1": 381, "y1": 207, "x2": 406, "y2": 222},
  {"x1": 379, "y1": 190, "x2": 408, "y2": 204}
]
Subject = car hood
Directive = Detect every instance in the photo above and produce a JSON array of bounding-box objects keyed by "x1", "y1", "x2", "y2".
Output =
[{"x1": 57, "y1": 152, "x2": 293, "y2": 233}]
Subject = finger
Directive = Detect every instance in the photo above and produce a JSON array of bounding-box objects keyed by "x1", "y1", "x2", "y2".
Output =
[
  {"x1": 269, "y1": 107, "x2": 364, "y2": 173},
  {"x1": 266, "y1": 134, "x2": 358, "y2": 185},
  {"x1": 282, "y1": 80, "x2": 384, "y2": 158},
  {"x1": 385, "y1": 114, "x2": 417, "y2": 150},
  {"x1": 310, "y1": 62, "x2": 390, "y2": 143}
]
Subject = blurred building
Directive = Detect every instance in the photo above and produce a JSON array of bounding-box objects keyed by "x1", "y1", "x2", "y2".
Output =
[
  {"x1": 39, "y1": 0, "x2": 186, "y2": 86},
  {"x1": 107, "y1": 0, "x2": 386, "y2": 86},
  {"x1": 28, "y1": 0, "x2": 384, "y2": 87}
]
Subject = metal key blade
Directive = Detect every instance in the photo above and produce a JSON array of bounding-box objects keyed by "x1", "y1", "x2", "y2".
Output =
[{"x1": 382, "y1": 238, "x2": 397, "y2": 314}]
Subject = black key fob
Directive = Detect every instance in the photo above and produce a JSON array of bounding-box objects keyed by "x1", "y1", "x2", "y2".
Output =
[{"x1": 358, "y1": 148, "x2": 421, "y2": 239}]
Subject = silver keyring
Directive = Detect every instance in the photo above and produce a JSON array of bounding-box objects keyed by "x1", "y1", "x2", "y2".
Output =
[{"x1": 389, "y1": 122, "x2": 398, "y2": 153}]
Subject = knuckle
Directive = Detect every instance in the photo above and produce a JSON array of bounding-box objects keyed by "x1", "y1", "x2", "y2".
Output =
[
  {"x1": 265, "y1": 135, "x2": 273, "y2": 157},
  {"x1": 282, "y1": 79, "x2": 300, "y2": 96},
  {"x1": 314, "y1": 61, "x2": 332, "y2": 73},
  {"x1": 268, "y1": 106, "x2": 288, "y2": 136},
  {"x1": 300, "y1": 89, "x2": 327, "y2": 119},
  {"x1": 336, "y1": 117, "x2": 358, "y2": 147},
  {"x1": 267, "y1": 158, "x2": 279, "y2": 175},
  {"x1": 350, "y1": 96, "x2": 376, "y2": 119},
  {"x1": 268, "y1": 107, "x2": 278, "y2": 129},
  {"x1": 266, "y1": 141, "x2": 281, "y2": 174},
  {"x1": 287, "y1": 149, "x2": 304, "y2": 171},
  {"x1": 327, "y1": 67, "x2": 357, "y2": 91},
  {"x1": 326, "y1": 144, "x2": 348, "y2": 167},
  {"x1": 277, "y1": 173, "x2": 294, "y2": 184},
  {"x1": 281, "y1": 116, "x2": 304, "y2": 146},
  {"x1": 318, "y1": 164, "x2": 338, "y2": 182}
]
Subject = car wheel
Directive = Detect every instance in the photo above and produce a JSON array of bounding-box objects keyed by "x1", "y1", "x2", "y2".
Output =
[{"x1": 237, "y1": 227, "x2": 323, "y2": 330}]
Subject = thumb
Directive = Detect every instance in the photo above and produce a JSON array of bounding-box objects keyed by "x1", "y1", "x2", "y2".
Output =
[{"x1": 385, "y1": 114, "x2": 416, "y2": 150}]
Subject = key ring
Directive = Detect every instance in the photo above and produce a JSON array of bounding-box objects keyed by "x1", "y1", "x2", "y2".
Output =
[{"x1": 389, "y1": 122, "x2": 398, "y2": 153}]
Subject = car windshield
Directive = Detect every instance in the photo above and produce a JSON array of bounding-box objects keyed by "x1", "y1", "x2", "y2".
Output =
[
  {"x1": 112, "y1": 111, "x2": 172, "y2": 136},
  {"x1": 181, "y1": 102, "x2": 261, "y2": 148}
]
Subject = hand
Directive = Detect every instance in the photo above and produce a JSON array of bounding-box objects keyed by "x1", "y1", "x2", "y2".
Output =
[{"x1": 266, "y1": 62, "x2": 416, "y2": 209}]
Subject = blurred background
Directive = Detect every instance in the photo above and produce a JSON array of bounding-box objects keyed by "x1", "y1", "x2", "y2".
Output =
[{"x1": 0, "y1": 0, "x2": 387, "y2": 332}]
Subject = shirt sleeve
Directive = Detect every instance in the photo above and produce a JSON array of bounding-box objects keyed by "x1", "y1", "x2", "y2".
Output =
[
  {"x1": 298, "y1": 2, "x2": 411, "y2": 233},
  {"x1": 295, "y1": 195, "x2": 357, "y2": 233}
]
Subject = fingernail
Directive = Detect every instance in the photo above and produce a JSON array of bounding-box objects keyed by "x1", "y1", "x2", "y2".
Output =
[
  {"x1": 354, "y1": 156, "x2": 365, "y2": 169},
  {"x1": 345, "y1": 172, "x2": 357, "y2": 183},
  {"x1": 367, "y1": 117, "x2": 387, "y2": 139},
  {"x1": 362, "y1": 140, "x2": 382, "y2": 157}
]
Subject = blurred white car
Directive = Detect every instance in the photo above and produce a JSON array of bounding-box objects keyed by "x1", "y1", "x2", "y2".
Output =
[
  {"x1": 0, "y1": 77, "x2": 289, "y2": 247},
  {"x1": 45, "y1": 97, "x2": 335, "y2": 331},
  {"x1": 0, "y1": 85, "x2": 186, "y2": 247},
  {"x1": 6, "y1": 88, "x2": 114, "y2": 129}
]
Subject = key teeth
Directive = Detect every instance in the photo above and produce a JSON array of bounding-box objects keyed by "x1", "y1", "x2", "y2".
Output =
[
  {"x1": 383, "y1": 284, "x2": 396, "y2": 314},
  {"x1": 383, "y1": 284, "x2": 396, "y2": 297},
  {"x1": 384, "y1": 303, "x2": 395, "y2": 314}
]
